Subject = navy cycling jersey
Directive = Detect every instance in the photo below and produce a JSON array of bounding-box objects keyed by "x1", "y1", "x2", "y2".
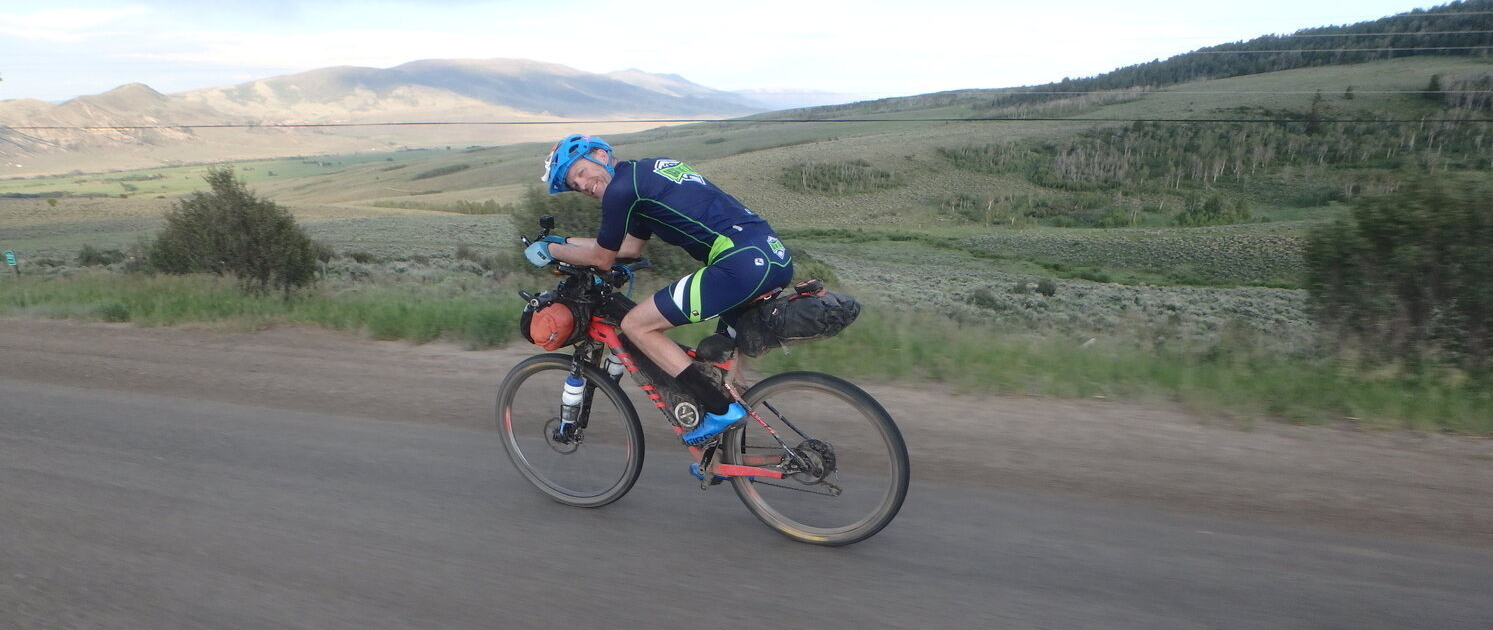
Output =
[{"x1": 597, "y1": 158, "x2": 771, "y2": 262}]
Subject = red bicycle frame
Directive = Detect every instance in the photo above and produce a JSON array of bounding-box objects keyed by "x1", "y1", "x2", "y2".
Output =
[{"x1": 583, "y1": 316, "x2": 785, "y2": 480}]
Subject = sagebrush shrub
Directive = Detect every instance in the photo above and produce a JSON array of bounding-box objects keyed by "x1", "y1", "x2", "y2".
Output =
[
  {"x1": 149, "y1": 167, "x2": 321, "y2": 295},
  {"x1": 1305, "y1": 175, "x2": 1493, "y2": 370},
  {"x1": 77, "y1": 245, "x2": 125, "y2": 267}
]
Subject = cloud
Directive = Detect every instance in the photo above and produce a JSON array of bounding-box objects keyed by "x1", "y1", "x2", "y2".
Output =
[{"x1": 0, "y1": 7, "x2": 152, "y2": 43}]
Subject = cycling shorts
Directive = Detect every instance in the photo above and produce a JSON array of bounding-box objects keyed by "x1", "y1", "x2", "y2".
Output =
[{"x1": 651, "y1": 231, "x2": 794, "y2": 329}]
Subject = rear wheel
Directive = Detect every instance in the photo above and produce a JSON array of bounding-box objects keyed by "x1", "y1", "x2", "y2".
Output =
[
  {"x1": 496, "y1": 353, "x2": 644, "y2": 507},
  {"x1": 722, "y1": 372, "x2": 909, "y2": 546}
]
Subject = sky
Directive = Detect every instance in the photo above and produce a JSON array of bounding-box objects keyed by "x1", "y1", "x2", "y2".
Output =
[{"x1": 0, "y1": 0, "x2": 1456, "y2": 104}]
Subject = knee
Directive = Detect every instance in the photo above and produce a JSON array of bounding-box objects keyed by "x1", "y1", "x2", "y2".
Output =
[
  {"x1": 620, "y1": 311, "x2": 651, "y2": 338},
  {"x1": 622, "y1": 308, "x2": 672, "y2": 339}
]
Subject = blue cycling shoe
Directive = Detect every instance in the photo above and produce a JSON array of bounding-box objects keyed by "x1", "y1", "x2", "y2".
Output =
[{"x1": 681, "y1": 402, "x2": 746, "y2": 446}]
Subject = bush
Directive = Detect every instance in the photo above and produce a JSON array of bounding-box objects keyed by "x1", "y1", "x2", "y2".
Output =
[
  {"x1": 411, "y1": 164, "x2": 471, "y2": 180},
  {"x1": 781, "y1": 160, "x2": 901, "y2": 195},
  {"x1": 77, "y1": 245, "x2": 125, "y2": 267},
  {"x1": 1036, "y1": 278, "x2": 1058, "y2": 297},
  {"x1": 94, "y1": 301, "x2": 130, "y2": 322},
  {"x1": 1174, "y1": 195, "x2": 1251, "y2": 227},
  {"x1": 456, "y1": 244, "x2": 503, "y2": 272},
  {"x1": 968, "y1": 287, "x2": 1003, "y2": 310},
  {"x1": 1305, "y1": 175, "x2": 1493, "y2": 370},
  {"x1": 788, "y1": 249, "x2": 840, "y2": 287},
  {"x1": 149, "y1": 166, "x2": 321, "y2": 295}
]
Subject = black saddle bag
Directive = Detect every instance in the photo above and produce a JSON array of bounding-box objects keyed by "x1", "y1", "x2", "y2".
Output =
[{"x1": 733, "y1": 279, "x2": 861, "y2": 357}]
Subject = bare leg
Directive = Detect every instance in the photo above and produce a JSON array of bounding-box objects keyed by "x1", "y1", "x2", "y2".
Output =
[
  {"x1": 623, "y1": 294, "x2": 734, "y2": 422},
  {"x1": 620, "y1": 298, "x2": 690, "y2": 376}
]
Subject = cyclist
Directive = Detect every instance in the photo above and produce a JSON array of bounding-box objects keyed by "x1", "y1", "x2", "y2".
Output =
[{"x1": 526, "y1": 133, "x2": 794, "y2": 447}]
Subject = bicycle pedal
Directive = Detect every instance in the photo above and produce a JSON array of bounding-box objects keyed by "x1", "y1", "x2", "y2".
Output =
[
  {"x1": 694, "y1": 445, "x2": 724, "y2": 489},
  {"x1": 691, "y1": 463, "x2": 727, "y2": 488}
]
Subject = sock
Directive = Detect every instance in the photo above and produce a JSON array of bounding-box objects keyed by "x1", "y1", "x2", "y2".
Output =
[{"x1": 674, "y1": 366, "x2": 732, "y2": 416}]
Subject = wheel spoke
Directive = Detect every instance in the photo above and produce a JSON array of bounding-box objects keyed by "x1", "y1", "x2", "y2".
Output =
[
  {"x1": 497, "y1": 354, "x2": 644, "y2": 508},
  {"x1": 723, "y1": 372, "x2": 909, "y2": 546}
]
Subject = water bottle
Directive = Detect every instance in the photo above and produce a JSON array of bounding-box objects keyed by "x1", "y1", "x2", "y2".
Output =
[
  {"x1": 603, "y1": 354, "x2": 625, "y2": 381},
  {"x1": 560, "y1": 375, "x2": 586, "y2": 423}
]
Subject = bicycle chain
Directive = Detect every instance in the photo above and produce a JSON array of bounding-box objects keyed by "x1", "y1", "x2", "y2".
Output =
[{"x1": 747, "y1": 478, "x2": 841, "y2": 497}]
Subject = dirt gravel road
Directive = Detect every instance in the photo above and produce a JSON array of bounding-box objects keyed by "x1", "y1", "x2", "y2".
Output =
[{"x1": 2, "y1": 317, "x2": 1488, "y2": 548}]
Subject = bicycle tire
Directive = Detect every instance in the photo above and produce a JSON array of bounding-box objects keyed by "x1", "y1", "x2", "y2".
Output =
[
  {"x1": 723, "y1": 371, "x2": 909, "y2": 546},
  {"x1": 496, "y1": 353, "x2": 645, "y2": 508}
]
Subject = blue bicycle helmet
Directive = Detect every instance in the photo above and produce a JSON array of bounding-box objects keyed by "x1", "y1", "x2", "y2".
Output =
[{"x1": 541, "y1": 134, "x2": 615, "y2": 194}]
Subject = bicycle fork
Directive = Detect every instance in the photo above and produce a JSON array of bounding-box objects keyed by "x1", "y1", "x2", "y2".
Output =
[{"x1": 553, "y1": 357, "x2": 606, "y2": 444}]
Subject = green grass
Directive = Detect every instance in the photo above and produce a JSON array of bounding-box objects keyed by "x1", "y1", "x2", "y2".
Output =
[
  {"x1": 0, "y1": 272, "x2": 523, "y2": 349},
  {"x1": 783, "y1": 223, "x2": 1309, "y2": 287},
  {"x1": 4, "y1": 270, "x2": 1487, "y2": 434},
  {"x1": 753, "y1": 308, "x2": 1493, "y2": 434},
  {"x1": 0, "y1": 149, "x2": 443, "y2": 198}
]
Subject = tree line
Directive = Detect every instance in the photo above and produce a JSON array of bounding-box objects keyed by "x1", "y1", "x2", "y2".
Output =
[
  {"x1": 971, "y1": 0, "x2": 1492, "y2": 111},
  {"x1": 943, "y1": 88, "x2": 1489, "y2": 201}
]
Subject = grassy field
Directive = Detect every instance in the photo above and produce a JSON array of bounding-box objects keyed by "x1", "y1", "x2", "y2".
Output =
[
  {"x1": 0, "y1": 149, "x2": 444, "y2": 198},
  {"x1": 2, "y1": 265, "x2": 1486, "y2": 434},
  {"x1": 2, "y1": 56, "x2": 1489, "y2": 433},
  {"x1": 0, "y1": 271, "x2": 522, "y2": 348}
]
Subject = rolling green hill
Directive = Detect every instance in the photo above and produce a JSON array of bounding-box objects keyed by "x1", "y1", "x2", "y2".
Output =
[
  {"x1": 4, "y1": 54, "x2": 1488, "y2": 285},
  {"x1": 3, "y1": 1, "x2": 1491, "y2": 430},
  {"x1": 3, "y1": 0, "x2": 1489, "y2": 293}
]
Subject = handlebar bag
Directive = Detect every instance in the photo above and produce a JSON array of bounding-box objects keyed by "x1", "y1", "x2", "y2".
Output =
[{"x1": 521, "y1": 298, "x2": 591, "y2": 351}]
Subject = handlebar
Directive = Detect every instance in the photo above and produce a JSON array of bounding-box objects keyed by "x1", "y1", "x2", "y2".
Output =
[{"x1": 518, "y1": 217, "x2": 651, "y2": 302}]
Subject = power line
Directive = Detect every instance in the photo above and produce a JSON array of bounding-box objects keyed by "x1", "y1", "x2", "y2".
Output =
[{"x1": 6, "y1": 116, "x2": 1492, "y2": 132}]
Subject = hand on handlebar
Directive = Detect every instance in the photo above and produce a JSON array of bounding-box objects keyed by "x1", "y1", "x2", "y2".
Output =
[
  {"x1": 608, "y1": 264, "x2": 633, "y2": 288},
  {"x1": 523, "y1": 235, "x2": 570, "y2": 267},
  {"x1": 519, "y1": 215, "x2": 567, "y2": 266}
]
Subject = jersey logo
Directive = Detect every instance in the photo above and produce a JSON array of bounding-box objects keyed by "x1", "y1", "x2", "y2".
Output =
[
  {"x1": 767, "y1": 236, "x2": 787, "y2": 260},
  {"x1": 653, "y1": 159, "x2": 707, "y2": 185}
]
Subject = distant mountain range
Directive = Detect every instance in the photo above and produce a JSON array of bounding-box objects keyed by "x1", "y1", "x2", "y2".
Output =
[
  {"x1": 4, "y1": 0, "x2": 1487, "y2": 177},
  {"x1": 0, "y1": 59, "x2": 793, "y2": 174},
  {"x1": 174, "y1": 59, "x2": 768, "y2": 119}
]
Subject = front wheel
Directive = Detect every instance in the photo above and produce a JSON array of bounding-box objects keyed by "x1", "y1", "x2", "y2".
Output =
[
  {"x1": 722, "y1": 372, "x2": 909, "y2": 546},
  {"x1": 496, "y1": 353, "x2": 645, "y2": 507}
]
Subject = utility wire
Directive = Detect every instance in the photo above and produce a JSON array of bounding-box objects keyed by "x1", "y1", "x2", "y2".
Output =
[{"x1": 7, "y1": 117, "x2": 1493, "y2": 132}]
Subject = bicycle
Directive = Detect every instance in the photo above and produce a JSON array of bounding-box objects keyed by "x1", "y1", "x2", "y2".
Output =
[{"x1": 495, "y1": 217, "x2": 909, "y2": 546}]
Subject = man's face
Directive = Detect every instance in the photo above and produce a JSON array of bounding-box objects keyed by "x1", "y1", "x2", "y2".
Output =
[{"x1": 566, "y1": 149, "x2": 612, "y2": 199}]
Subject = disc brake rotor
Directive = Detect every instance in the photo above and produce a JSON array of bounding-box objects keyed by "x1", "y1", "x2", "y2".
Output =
[{"x1": 544, "y1": 417, "x2": 580, "y2": 454}]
